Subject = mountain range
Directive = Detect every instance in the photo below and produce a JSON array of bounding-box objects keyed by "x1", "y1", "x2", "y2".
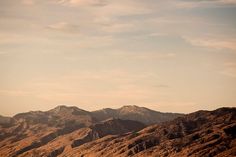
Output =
[{"x1": 0, "y1": 105, "x2": 235, "y2": 157}]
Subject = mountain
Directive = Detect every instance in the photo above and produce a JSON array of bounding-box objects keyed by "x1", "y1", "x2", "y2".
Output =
[
  {"x1": 64, "y1": 107, "x2": 236, "y2": 157},
  {"x1": 1, "y1": 105, "x2": 180, "y2": 157},
  {"x1": 91, "y1": 105, "x2": 183, "y2": 125},
  {"x1": 13, "y1": 105, "x2": 95, "y2": 127},
  {"x1": 9, "y1": 118, "x2": 145, "y2": 157},
  {"x1": 0, "y1": 115, "x2": 14, "y2": 127},
  {"x1": 2, "y1": 106, "x2": 234, "y2": 157}
]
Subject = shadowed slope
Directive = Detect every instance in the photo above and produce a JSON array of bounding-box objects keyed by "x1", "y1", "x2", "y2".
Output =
[{"x1": 63, "y1": 107, "x2": 236, "y2": 157}]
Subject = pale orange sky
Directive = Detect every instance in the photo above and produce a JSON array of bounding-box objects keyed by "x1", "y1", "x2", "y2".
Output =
[{"x1": 0, "y1": 0, "x2": 236, "y2": 116}]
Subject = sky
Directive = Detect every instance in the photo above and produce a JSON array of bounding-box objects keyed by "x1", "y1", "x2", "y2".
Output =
[{"x1": 0, "y1": 0, "x2": 236, "y2": 116}]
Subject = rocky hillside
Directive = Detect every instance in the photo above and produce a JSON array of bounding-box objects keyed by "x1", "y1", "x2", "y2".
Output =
[
  {"x1": 63, "y1": 107, "x2": 236, "y2": 157},
  {"x1": 0, "y1": 115, "x2": 14, "y2": 127},
  {"x1": 2, "y1": 106, "x2": 234, "y2": 157},
  {"x1": 92, "y1": 105, "x2": 183, "y2": 125},
  {"x1": 2, "y1": 105, "x2": 176, "y2": 157},
  {"x1": 13, "y1": 105, "x2": 95, "y2": 128},
  {"x1": 8, "y1": 119, "x2": 145, "y2": 157}
]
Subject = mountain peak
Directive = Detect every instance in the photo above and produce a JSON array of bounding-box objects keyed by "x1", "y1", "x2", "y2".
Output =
[
  {"x1": 91, "y1": 105, "x2": 183, "y2": 125},
  {"x1": 120, "y1": 105, "x2": 140, "y2": 109},
  {"x1": 49, "y1": 105, "x2": 88, "y2": 115},
  {"x1": 50, "y1": 105, "x2": 74, "y2": 113},
  {"x1": 119, "y1": 105, "x2": 149, "y2": 114}
]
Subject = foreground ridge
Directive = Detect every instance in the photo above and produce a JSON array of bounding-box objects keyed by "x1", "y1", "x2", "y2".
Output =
[
  {"x1": 65, "y1": 107, "x2": 236, "y2": 157},
  {"x1": 0, "y1": 106, "x2": 235, "y2": 157}
]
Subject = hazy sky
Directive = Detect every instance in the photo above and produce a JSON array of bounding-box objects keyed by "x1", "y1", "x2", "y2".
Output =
[{"x1": 0, "y1": 0, "x2": 236, "y2": 116}]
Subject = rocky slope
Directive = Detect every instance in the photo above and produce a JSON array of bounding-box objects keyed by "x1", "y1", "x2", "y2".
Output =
[
  {"x1": 13, "y1": 119, "x2": 145, "y2": 157},
  {"x1": 0, "y1": 106, "x2": 95, "y2": 157},
  {"x1": 2, "y1": 105, "x2": 179, "y2": 157},
  {"x1": 2, "y1": 106, "x2": 234, "y2": 157},
  {"x1": 0, "y1": 115, "x2": 14, "y2": 127},
  {"x1": 62, "y1": 107, "x2": 236, "y2": 157},
  {"x1": 13, "y1": 105, "x2": 95, "y2": 128},
  {"x1": 92, "y1": 105, "x2": 183, "y2": 125}
]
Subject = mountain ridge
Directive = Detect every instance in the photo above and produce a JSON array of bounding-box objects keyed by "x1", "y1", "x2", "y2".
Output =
[
  {"x1": 2, "y1": 105, "x2": 183, "y2": 126},
  {"x1": 0, "y1": 106, "x2": 235, "y2": 157},
  {"x1": 0, "y1": 105, "x2": 182, "y2": 157},
  {"x1": 92, "y1": 105, "x2": 183, "y2": 125},
  {"x1": 63, "y1": 107, "x2": 236, "y2": 157}
]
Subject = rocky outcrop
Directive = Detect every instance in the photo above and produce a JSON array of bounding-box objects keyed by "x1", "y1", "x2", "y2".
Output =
[{"x1": 71, "y1": 119, "x2": 145, "y2": 148}]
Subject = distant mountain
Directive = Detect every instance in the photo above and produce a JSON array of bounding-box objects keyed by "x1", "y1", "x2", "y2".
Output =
[
  {"x1": 4, "y1": 105, "x2": 234, "y2": 157},
  {"x1": 1, "y1": 105, "x2": 172, "y2": 157},
  {"x1": 13, "y1": 105, "x2": 95, "y2": 127},
  {"x1": 92, "y1": 105, "x2": 183, "y2": 125},
  {"x1": 0, "y1": 115, "x2": 14, "y2": 127},
  {"x1": 66, "y1": 107, "x2": 236, "y2": 157}
]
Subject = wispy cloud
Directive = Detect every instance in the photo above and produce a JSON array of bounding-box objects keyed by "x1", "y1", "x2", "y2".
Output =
[
  {"x1": 220, "y1": 62, "x2": 236, "y2": 78},
  {"x1": 183, "y1": 36, "x2": 236, "y2": 51},
  {"x1": 47, "y1": 22, "x2": 80, "y2": 33},
  {"x1": 56, "y1": 0, "x2": 108, "y2": 7},
  {"x1": 0, "y1": 90, "x2": 31, "y2": 97},
  {"x1": 109, "y1": 51, "x2": 176, "y2": 60},
  {"x1": 99, "y1": 22, "x2": 135, "y2": 33},
  {"x1": 219, "y1": 0, "x2": 236, "y2": 4},
  {"x1": 175, "y1": 0, "x2": 236, "y2": 9},
  {"x1": 151, "y1": 101, "x2": 199, "y2": 113},
  {"x1": 0, "y1": 69, "x2": 166, "y2": 106},
  {"x1": 21, "y1": 0, "x2": 34, "y2": 5}
]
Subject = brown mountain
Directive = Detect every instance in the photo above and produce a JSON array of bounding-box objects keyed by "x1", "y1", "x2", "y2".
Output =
[
  {"x1": 1, "y1": 106, "x2": 235, "y2": 157},
  {"x1": 0, "y1": 105, "x2": 93, "y2": 157},
  {"x1": 13, "y1": 105, "x2": 95, "y2": 128},
  {"x1": 92, "y1": 105, "x2": 183, "y2": 125},
  {"x1": 2, "y1": 105, "x2": 174, "y2": 157},
  {"x1": 0, "y1": 115, "x2": 14, "y2": 127},
  {"x1": 64, "y1": 107, "x2": 236, "y2": 157},
  {"x1": 9, "y1": 118, "x2": 145, "y2": 157}
]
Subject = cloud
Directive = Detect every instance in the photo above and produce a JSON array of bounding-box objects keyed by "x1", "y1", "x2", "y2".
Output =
[
  {"x1": 56, "y1": 0, "x2": 107, "y2": 7},
  {"x1": 0, "y1": 69, "x2": 164, "y2": 106},
  {"x1": 56, "y1": 0, "x2": 150, "y2": 17},
  {"x1": 220, "y1": 62, "x2": 236, "y2": 78},
  {"x1": 0, "y1": 32, "x2": 54, "y2": 48},
  {"x1": 0, "y1": 90, "x2": 31, "y2": 97},
  {"x1": 173, "y1": 0, "x2": 236, "y2": 9},
  {"x1": 22, "y1": 0, "x2": 34, "y2": 5},
  {"x1": 109, "y1": 51, "x2": 176, "y2": 61},
  {"x1": 151, "y1": 101, "x2": 199, "y2": 113},
  {"x1": 47, "y1": 22, "x2": 80, "y2": 33},
  {"x1": 219, "y1": 0, "x2": 236, "y2": 4},
  {"x1": 183, "y1": 36, "x2": 236, "y2": 51},
  {"x1": 183, "y1": 0, "x2": 236, "y2": 4},
  {"x1": 153, "y1": 85, "x2": 170, "y2": 88},
  {"x1": 100, "y1": 22, "x2": 135, "y2": 33}
]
